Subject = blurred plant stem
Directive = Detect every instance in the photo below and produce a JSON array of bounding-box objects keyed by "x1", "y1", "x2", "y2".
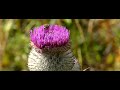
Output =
[
  {"x1": 0, "y1": 19, "x2": 13, "y2": 70},
  {"x1": 114, "y1": 47, "x2": 120, "y2": 70},
  {"x1": 74, "y1": 19, "x2": 85, "y2": 43},
  {"x1": 74, "y1": 19, "x2": 85, "y2": 69},
  {"x1": 87, "y1": 19, "x2": 95, "y2": 44},
  {"x1": 0, "y1": 19, "x2": 5, "y2": 70},
  {"x1": 88, "y1": 19, "x2": 95, "y2": 34},
  {"x1": 0, "y1": 19, "x2": 2, "y2": 70},
  {"x1": 77, "y1": 48, "x2": 83, "y2": 70}
]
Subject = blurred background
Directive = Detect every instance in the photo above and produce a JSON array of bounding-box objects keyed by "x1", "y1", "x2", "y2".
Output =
[{"x1": 0, "y1": 19, "x2": 120, "y2": 71}]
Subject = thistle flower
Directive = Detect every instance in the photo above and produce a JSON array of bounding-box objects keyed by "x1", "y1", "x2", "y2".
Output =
[{"x1": 28, "y1": 24, "x2": 80, "y2": 71}]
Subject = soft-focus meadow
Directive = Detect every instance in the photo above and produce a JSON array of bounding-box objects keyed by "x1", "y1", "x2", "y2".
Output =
[{"x1": 0, "y1": 19, "x2": 120, "y2": 71}]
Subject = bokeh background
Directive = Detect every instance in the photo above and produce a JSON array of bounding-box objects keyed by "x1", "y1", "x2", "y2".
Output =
[{"x1": 0, "y1": 19, "x2": 120, "y2": 71}]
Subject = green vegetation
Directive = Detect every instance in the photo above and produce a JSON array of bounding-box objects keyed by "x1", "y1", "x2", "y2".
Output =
[{"x1": 0, "y1": 19, "x2": 120, "y2": 71}]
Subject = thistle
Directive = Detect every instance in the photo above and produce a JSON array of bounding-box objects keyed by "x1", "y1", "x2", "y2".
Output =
[{"x1": 28, "y1": 24, "x2": 80, "y2": 71}]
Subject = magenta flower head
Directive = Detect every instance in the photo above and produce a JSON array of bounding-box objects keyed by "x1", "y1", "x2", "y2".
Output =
[{"x1": 30, "y1": 24, "x2": 70, "y2": 49}]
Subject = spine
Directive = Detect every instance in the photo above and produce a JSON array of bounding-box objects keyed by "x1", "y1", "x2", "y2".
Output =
[{"x1": 28, "y1": 48, "x2": 80, "y2": 71}]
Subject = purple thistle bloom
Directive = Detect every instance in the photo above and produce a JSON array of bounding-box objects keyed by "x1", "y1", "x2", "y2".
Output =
[
  {"x1": 28, "y1": 24, "x2": 80, "y2": 71},
  {"x1": 30, "y1": 24, "x2": 70, "y2": 49}
]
